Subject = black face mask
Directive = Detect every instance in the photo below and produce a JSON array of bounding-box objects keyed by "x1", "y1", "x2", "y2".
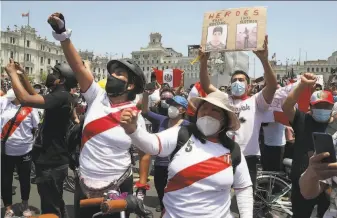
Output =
[
  {"x1": 105, "y1": 74, "x2": 128, "y2": 97},
  {"x1": 45, "y1": 74, "x2": 58, "y2": 88}
]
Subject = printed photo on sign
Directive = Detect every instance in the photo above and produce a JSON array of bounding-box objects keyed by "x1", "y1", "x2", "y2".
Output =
[
  {"x1": 236, "y1": 23, "x2": 258, "y2": 49},
  {"x1": 205, "y1": 25, "x2": 228, "y2": 52},
  {"x1": 201, "y1": 6, "x2": 267, "y2": 52}
]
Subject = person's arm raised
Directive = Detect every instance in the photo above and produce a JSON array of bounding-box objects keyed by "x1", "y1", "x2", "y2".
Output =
[
  {"x1": 15, "y1": 62, "x2": 38, "y2": 95},
  {"x1": 47, "y1": 12, "x2": 93, "y2": 92},
  {"x1": 254, "y1": 35, "x2": 278, "y2": 104},
  {"x1": 199, "y1": 49, "x2": 217, "y2": 94},
  {"x1": 281, "y1": 73, "x2": 316, "y2": 123}
]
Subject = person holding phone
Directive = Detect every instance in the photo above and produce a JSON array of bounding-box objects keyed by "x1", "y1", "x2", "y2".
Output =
[
  {"x1": 299, "y1": 151, "x2": 337, "y2": 218},
  {"x1": 282, "y1": 73, "x2": 336, "y2": 218}
]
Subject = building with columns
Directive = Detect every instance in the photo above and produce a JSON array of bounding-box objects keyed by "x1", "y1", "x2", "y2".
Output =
[
  {"x1": 131, "y1": 33, "x2": 249, "y2": 88},
  {"x1": 1, "y1": 25, "x2": 109, "y2": 83},
  {"x1": 270, "y1": 51, "x2": 337, "y2": 83}
]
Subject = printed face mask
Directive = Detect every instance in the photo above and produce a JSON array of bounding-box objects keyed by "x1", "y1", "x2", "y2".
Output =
[
  {"x1": 312, "y1": 109, "x2": 332, "y2": 122},
  {"x1": 168, "y1": 106, "x2": 180, "y2": 119},
  {"x1": 105, "y1": 74, "x2": 128, "y2": 97},
  {"x1": 231, "y1": 81, "x2": 246, "y2": 97},
  {"x1": 196, "y1": 116, "x2": 221, "y2": 136}
]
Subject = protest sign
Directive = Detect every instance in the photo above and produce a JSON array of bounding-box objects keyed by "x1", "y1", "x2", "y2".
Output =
[{"x1": 201, "y1": 7, "x2": 267, "y2": 52}]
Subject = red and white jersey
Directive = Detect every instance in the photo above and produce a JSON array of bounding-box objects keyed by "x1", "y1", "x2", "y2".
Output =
[
  {"x1": 79, "y1": 82, "x2": 145, "y2": 182},
  {"x1": 155, "y1": 126, "x2": 252, "y2": 218},
  {"x1": 227, "y1": 90, "x2": 270, "y2": 156},
  {"x1": 0, "y1": 97, "x2": 39, "y2": 156}
]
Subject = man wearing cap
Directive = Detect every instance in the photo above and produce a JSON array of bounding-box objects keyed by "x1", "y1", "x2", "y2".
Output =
[{"x1": 282, "y1": 73, "x2": 334, "y2": 218}]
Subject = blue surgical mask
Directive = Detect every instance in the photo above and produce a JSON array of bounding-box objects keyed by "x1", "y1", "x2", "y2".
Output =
[
  {"x1": 333, "y1": 96, "x2": 337, "y2": 103},
  {"x1": 312, "y1": 109, "x2": 332, "y2": 122},
  {"x1": 231, "y1": 81, "x2": 246, "y2": 97}
]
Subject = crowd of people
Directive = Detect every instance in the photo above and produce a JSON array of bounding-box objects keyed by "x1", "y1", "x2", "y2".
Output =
[{"x1": 1, "y1": 12, "x2": 337, "y2": 218}]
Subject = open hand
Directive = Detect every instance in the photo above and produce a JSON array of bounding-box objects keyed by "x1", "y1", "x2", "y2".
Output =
[
  {"x1": 120, "y1": 108, "x2": 138, "y2": 134},
  {"x1": 47, "y1": 12, "x2": 66, "y2": 34},
  {"x1": 300, "y1": 73, "x2": 317, "y2": 86},
  {"x1": 253, "y1": 35, "x2": 268, "y2": 62}
]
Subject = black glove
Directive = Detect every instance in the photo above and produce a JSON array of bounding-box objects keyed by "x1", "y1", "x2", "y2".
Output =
[
  {"x1": 47, "y1": 13, "x2": 66, "y2": 34},
  {"x1": 125, "y1": 195, "x2": 153, "y2": 218}
]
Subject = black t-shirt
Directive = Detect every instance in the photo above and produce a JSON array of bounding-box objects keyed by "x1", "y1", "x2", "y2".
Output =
[
  {"x1": 33, "y1": 86, "x2": 73, "y2": 167},
  {"x1": 290, "y1": 109, "x2": 331, "y2": 180}
]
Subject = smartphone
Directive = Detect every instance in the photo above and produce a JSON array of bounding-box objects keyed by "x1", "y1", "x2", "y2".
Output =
[
  {"x1": 312, "y1": 132, "x2": 337, "y2": 163},
  {"x1": 145, "y1": 81, "x2": 156, "y2": 91}
]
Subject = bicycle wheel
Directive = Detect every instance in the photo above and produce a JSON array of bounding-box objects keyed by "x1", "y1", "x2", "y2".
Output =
[{"x1": 254, "y1": 174, "x2": 292, "y2": 218}]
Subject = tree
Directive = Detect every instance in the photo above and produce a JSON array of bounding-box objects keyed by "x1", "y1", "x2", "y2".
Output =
[
  {"x1": 28, "y1": 75, "x2": 35, "y2": 84},
  {"x1": 40, "y1": 72, "x2": 48, "y2": 83}
]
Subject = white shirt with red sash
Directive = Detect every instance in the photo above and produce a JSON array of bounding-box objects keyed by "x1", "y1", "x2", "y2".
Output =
[
  {"x1": 0, "y1": 97, "x2": 39, "y2": 156},
  {"x1": 79, "y1": 82, "x2": 145, "y2": 183}
]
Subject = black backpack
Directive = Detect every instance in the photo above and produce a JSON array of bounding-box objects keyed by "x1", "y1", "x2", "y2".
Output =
[{"x1": 169, "y1": 126, "x2": 242, "y2": 174}]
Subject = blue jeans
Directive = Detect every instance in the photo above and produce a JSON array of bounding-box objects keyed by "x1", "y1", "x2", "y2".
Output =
[{"x1": 35, "y1": 164, "x2": 69, "y2": 218}]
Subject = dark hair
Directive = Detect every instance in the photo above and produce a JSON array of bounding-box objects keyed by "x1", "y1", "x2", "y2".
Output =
[
  {"x1": 190, "y1": 84, "x2": 195, "y2": 89},
  {"x1": 231, "y1": 70, "x2": 250, "y2": 84},
  {"x1": 160, "y1": 87, "x2": 175, "y2": 97},
  {"x1": 213, "y1": 26, "x2": 223, "y2": 34},
  {"x1": 126, "y1": 71, "x2": 137, "y2": 101},
  {"x1": 189, "y1": 101, "x2": 236, "y2": 153}
]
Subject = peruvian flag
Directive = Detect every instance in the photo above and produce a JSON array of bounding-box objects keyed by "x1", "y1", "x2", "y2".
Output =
[
  {"x1": 22, "y1": 12, "x2": 29, "y2": 17},
  {"x1": 152, "y1": 68, "x2": 184, "y2": 88},
  {"x1": 272, "y1": 80, "x2": 313, "y2": 126}
]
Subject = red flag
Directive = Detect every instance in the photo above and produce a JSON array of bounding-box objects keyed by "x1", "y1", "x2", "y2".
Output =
[
  {"x1": 22, "y1": 12, "x2": 29, "y2": 17},
  {"x1": 152, "y1": 68, "x2": 183, "y2": 88}
]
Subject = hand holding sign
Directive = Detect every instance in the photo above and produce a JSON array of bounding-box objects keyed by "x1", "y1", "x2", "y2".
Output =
[
  {"x1": 198, "y1": 48, "x2": 210, "y2": 63},
  {"x1": 120, "y1": 108, "x2": 138, "y2": 134},
  {"x1": 253, "y1": 35, "x2": 268, "y2": 62}
]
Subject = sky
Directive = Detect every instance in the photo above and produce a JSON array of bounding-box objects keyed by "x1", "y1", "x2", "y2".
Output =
[{"x1": 1, "y1": 1, "x2": 337, "y2": 78}]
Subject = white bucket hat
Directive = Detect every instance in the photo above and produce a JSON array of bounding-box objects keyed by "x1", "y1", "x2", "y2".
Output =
[
  {"x1": 190, "y1": 91, "x2": 240, "y2": 131},
  {"x1": 5, "y1": 89, "x2": 16, "y2": 102}
]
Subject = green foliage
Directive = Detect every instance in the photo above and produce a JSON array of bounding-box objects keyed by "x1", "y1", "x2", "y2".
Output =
[{"x1": 40, "y1": 72, "x2": 48, "y2": 83}]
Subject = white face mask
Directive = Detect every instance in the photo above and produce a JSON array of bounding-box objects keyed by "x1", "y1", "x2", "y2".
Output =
[
  {"x1": 168, "y1": 106, "x2": 180, "y2": 119},
  {"x1": 312, "y1": 109, "x2": 332, "y2": 122},
  {"x1": 196, "y1": 116, "x2": 221, "y2": 136},
  {"x1": 161, "y1": 100, "x2": 169, "y2": 108},
  {"x1": 34, "y1": 89, "x2": 41, "y2": 94},
  {"x1": 231, "y1": 81, "x2": 246, "y2": 97}
]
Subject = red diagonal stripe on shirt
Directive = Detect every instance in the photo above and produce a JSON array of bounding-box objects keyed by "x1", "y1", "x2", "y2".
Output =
[
  {"x1": 1, "y1": 107, "x2": 33, "y2": 139},
  {"x1": 81, "y1": 106, "x2": 138, "y2": 148},
  {"x1": 164, "y1": 154, "x2": 231, "y2": 193}
]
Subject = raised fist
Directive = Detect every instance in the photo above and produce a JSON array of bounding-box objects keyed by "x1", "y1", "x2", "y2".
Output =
[
  {"x1": 300, "y1": 73, "x2": 317, "y2": 86},
  {"x1": 47, "y1": 13, "x2": 66, "y2": 34},
  {"x1": 120, "y1": 108, "x2": 138, "y2": 134}
]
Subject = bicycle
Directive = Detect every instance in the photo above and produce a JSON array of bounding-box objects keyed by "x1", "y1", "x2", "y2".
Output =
[
  {"x1": 79, "y1": 189, "x2": 153, "y2": 218},
  {"x1": 254, "y1": 158, "x2": 293, "y2": 218}
]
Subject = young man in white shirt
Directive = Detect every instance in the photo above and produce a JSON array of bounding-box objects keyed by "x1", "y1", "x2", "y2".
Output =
[{"x1": 199, "y1": 35, "x2": 278, "y2": 189}]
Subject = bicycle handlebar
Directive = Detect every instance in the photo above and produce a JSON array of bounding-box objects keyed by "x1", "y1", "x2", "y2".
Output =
[
  {"x1": 101, "y1": 199, "x2": 127, "y2": 214},
  {"x1": 80, "y1": 197, "x2": 104, "y2": 207}
]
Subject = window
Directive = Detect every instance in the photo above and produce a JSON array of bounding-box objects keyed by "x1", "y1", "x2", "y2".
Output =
[
  {"x1": 316, "y1": 67, "x2": 319, "y2": 72},
  {"x1": 98, "y1": 68, "x2": 100, "y2": 73},
  {"x1": 40, "y1": 57, "x2": 44, "y2": 64},
  {"x1": 277, "y1": 74, "x2": 280, "y2": 80},
  {"x1": 326, "y1": 68, "x2": 329, "y2": 72},
  {"x1": 40, "y1": 69, "x2": 43, "y2": 74},
  {"x1": 321, "y1": 68, "x2": 323, "y2": 72},
  {"x1": 164, "y1": 61, "x2": 166, "y2": 64},
  {"x1": 312, "y1": 68, "x2": 314, "y2": 72},
  {"x1": 49, "y1": 48, "x2": 51, "y2": 52},
  {"x1": 10, "y1": 37, "x2": 15, "y2": 44},
  {"x1": 26, "y1": 40, "x2": 30, "y2": 47},
  {"x1": 93, "y1": 68, "x2": 96, "y2": 72},
  {"x1": 157, "y1": 60, "x2": 159, "y2": 64},
  {"x1": 147, "y1": 67, "x2": 149, "y2": 71},
  {"x1": 10, "y1": 51, "x2": 14, "y2": 59},
  {"x1": 147, "y1": 60, "x2": 149, "y2": 64},
  {"x1": 56, "y1": 60, "x2": 59, "y2": 64},
  {"x1": 162, "y1": 66, "x2": 164, "y2": 70},
  {"x1": 307, "y1": 68, "x2": 310, "y2": 72},
  {"x1": 152, "y1": 60, "x2": 154, "y2": 64},
  {"x1": 166, "y1": 66, "x2": 168, "y2": 69},
  {"x1": 25, "y1": 54, "x2": 31, "y2": 61},
  {"x1": 25, "y1": 67, "x2": 30, "y2": 74},
  {"x1": 103, "y1": 69, "x2": 105, "y2": 74},
  {"x1": 56, "y1": 50, "x2": 59, "y2": 55},
  {"x1": 142, "y1": 67, "x2": 145, "y2": 71},
  {"x1": 48, "y1": 58, "x2": 51, "y2": 64}
]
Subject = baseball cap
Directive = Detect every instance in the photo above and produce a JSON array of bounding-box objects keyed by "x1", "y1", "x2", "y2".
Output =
[
  {"x1": 310, "y1": 90, "x2": 334, "y2": 105},
  {"x1": 166, "y1": 96, "x2": 188, "y2": 109}
]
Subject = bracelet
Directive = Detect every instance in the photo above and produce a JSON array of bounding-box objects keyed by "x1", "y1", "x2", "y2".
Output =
[
  {"x1": 134, "y1": 181, "x2": 150, "y2": 190},
  {"x1": 52, "y1": 29, "x2": 72, "y2": 42}
]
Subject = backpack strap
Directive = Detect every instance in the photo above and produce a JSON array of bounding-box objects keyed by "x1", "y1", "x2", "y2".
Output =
[{"x1": 169, "y1": 126, "x2": 192, "y2": 162}]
